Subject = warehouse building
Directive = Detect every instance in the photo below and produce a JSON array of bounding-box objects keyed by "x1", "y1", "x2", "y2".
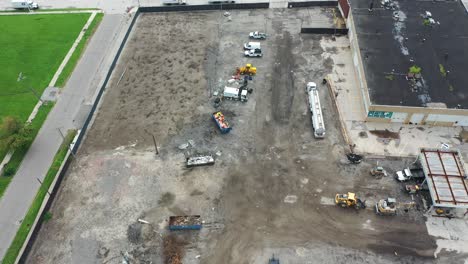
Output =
[{"x1": 342, "y1": 0, "x2": 468, "y2": 126}]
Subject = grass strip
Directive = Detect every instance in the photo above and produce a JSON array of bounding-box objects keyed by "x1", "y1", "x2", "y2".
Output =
[
  {"x1": 0, "y1": 103, "x2": 54, "y2": 198},
  {"x1": 2, "y1": 129, "x2": 77, "y2": 264},
  {"x1": 0, "y1": 8, "x2": 99, "y2": 13}
]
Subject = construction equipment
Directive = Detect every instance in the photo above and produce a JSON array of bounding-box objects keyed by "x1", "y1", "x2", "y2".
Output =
[
  {"x1": 236, "y1": 63, "x2": 257, "y2": 75},
  {"x1": 212, "y1": 111, "x2": 232, "y2": 133},
  {"x1": 405, "y1": 184, "x2": 420, "y2": 194},
  {"x1": 370, "y1": 166, "x2": 387, "y2": 177},
  {"x1": 375, "y1": 198, "x2": 397, "y2": 216},
  {"x1": 346, "y1": 153, "x2": 362, "y2": 164},
  {"x1": 335, "y1": 192, "x2": 366, "y2": 209}
]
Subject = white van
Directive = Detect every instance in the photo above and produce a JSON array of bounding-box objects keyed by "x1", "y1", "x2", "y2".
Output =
[
  {"x1": 11, "y1": 0, "x2": 38, "y2": 9},
  {"x1": 243, "y1": 42, "x2": 261, "y2": 50}
]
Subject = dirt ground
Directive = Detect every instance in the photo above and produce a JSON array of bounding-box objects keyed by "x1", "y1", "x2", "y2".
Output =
[{"x1": 25, "y1": 8, "x2": 464, "y2": 264}]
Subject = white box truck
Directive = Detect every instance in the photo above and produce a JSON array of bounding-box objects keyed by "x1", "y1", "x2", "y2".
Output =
[
  {"x1": 11, "y1": 0, "x2": 38, "y2": 9},
  {"x1": 223, "y1": 86, "x2": 248, "y2": 102}
]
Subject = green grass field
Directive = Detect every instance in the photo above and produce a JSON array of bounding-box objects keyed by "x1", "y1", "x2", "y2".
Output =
[{"x1": 0, "y1": 13, "x2": 91, "y2": 122}]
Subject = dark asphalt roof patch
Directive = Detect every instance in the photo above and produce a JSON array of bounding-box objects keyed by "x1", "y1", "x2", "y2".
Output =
[{"x1": 350, "y1": 0, "x2": 468, "y2": 108}]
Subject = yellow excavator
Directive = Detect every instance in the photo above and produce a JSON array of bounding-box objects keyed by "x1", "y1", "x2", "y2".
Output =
[
  {"x1": 236, "y1": 63, "x2": 257, "y2": 75},
  {"x1": 335, "y1": 192, "x2": 366, "y2": 209}
]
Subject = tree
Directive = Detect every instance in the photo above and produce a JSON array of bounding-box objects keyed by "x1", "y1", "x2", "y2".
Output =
[
  {"x1": 9, "y1": 126, "x2": 33, "y2": 150},
  {"x1": 0, "y1": 116, "x2": 32, "y2": 151}
]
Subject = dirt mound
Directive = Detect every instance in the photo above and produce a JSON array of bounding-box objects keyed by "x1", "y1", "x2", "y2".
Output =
[{"x1": 163, "y1": 234, "x2": 187, "y2": 264}]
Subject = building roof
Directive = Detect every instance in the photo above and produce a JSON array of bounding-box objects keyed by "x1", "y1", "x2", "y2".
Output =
[
  {"x1": 350, "y1": 0, "x2": 468, "y2": 109},
  {"x1": 419, "y1": 148, "x2": 468, "y2": 208}
]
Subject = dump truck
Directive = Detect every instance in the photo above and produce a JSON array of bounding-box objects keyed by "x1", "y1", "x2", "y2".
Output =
[
  {"x1": 375, "y1": 198, "x2": 397, "y2": 216},
  {"x1": 168, "y1": 215, "x2": 202, "y2": 230},
  {"x1": 307, "y1": 82, "x2": 325, "y2": 138},
  {"x1": 212, "y1": 111, "x2": 232, "y2": 133},
  {"x1": 186, "y1": 155, "x2": 215, "y2": 167},
  {"x1": 335, "y1": 192, "x2": 366, "y2": 209}
]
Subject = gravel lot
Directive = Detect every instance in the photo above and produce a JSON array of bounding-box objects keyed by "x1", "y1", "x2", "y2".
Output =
[{"x1": 25, "y1": 8, "x2": 461, "y2": 264}]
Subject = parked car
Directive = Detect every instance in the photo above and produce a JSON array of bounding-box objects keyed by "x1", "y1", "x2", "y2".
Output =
[
  {"x1": 243, "y1": 41, "x2": 261, "y2": 50},
  {"x1": 244, "y1": 48, "x2": 262, "y2": 57},
  {"x1": 396, "y1": 167, "x2": 425, "y2": 182}
]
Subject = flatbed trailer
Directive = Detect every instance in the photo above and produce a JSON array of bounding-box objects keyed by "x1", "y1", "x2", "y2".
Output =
[
  {"x1": 169, "y1": 215, "x2": 202, "y2": 230},
  {"x1": 186, "y1": 155, "x2": 215, "y2": 168}
]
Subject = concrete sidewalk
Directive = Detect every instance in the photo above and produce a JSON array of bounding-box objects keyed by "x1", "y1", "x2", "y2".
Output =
[{"x1": 0, "y1": 13, "x2": 132, "y2": 260}]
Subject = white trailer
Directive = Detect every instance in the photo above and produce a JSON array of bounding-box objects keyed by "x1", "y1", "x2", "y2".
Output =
[
  {"x1": 11, "y1": 0, "x2": 38, "y2": 9},
  {"x1": 307, "y1": 82, "x2": 325, "y2": 138},
  {"x1": 223, "y1": 86, "x2": 248, "y2": 102}
]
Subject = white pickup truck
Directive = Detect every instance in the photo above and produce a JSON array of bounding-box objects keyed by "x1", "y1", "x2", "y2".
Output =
[
  {"x1": 395, "y1": 168, "x2": 425, "y2": 182},
  {"x1": 244, "y1": 48, "x2": 262, "y2": 57},
  {"x1": 249, "y1": 31, "x2": 267, "y2": 39}
]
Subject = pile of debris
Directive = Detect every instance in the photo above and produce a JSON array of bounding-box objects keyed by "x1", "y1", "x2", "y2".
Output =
[{"x1": 163, "y1": 235, "x2": 187, "y2": 264}]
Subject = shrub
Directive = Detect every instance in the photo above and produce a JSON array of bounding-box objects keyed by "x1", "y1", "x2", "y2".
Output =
[{"x1": 3, "y1": 166, "x2": 16, "y2": 177}]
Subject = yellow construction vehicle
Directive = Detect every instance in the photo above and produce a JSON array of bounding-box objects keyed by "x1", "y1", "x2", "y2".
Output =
[
  {"x1": 375, "y1": 198, "x2": 397, "y2": 216},
  {"x1": 236, "y1": 63, "x2": 257, "y2": 75},
  {"x1": 335, "y1": 192, "x2": 366, "y2": 209}
]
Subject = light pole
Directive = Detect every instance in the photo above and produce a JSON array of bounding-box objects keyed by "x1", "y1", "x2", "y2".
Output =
[{"x1": 17, "y1": 72, "x2": 44, "y2": 103}]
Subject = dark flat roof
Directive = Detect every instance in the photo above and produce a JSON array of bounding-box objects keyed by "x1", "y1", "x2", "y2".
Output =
[{"x1": 350, "y1": 0, "x2": 468, "y2": 108}]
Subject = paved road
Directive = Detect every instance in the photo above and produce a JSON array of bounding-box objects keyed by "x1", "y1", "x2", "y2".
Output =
[
  {"x1": 0, "y1": 0, "x2": 295, "y2": 12},
  {"x1": 0, "y1": 13, "x2": 132, "y2": 260}
]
